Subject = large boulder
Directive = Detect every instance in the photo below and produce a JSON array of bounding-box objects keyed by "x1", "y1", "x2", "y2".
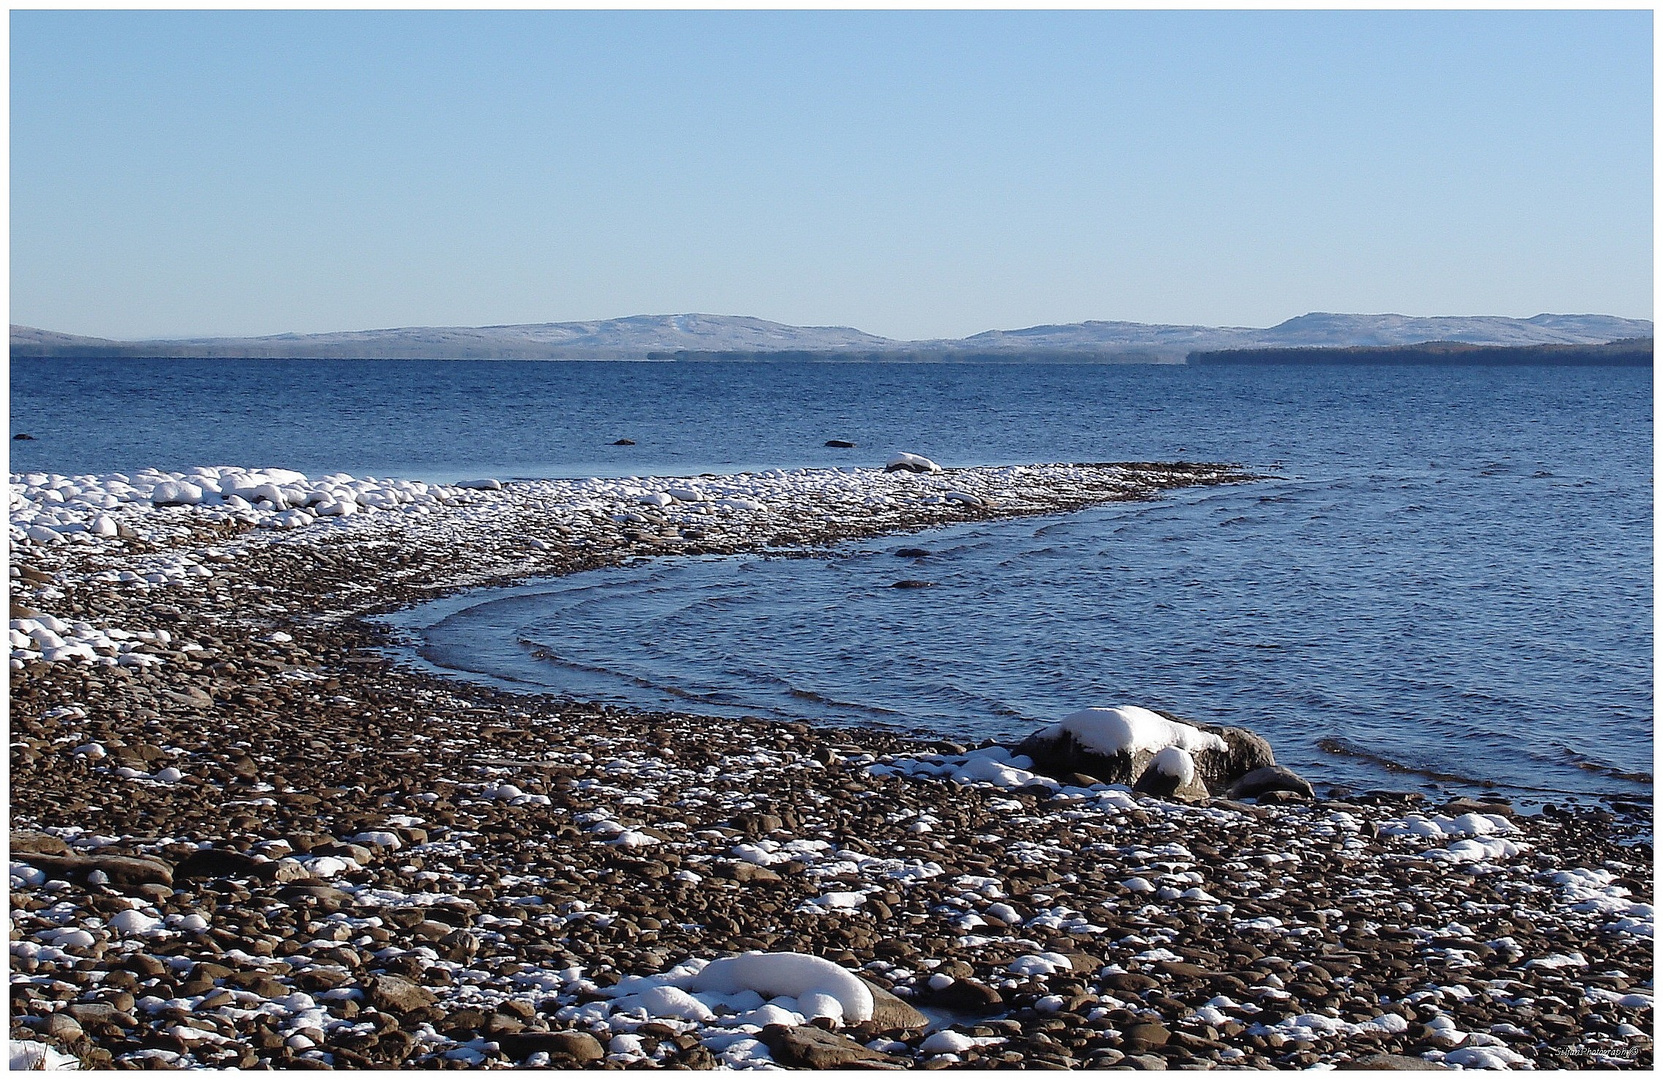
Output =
[
  {"x1": 1177, "y1": 715, "x2": 1276, "y2": 789},
  {"x1": 1014, "y1": 705, "x2": 1282, "y2": 799}
]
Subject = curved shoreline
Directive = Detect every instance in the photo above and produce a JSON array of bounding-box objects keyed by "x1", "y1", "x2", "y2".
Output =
[{"x1": 9, "y1": 461, "x2": 1654, "y2": 1070}]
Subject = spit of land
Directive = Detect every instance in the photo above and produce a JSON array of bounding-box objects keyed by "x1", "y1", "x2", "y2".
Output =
[{"x1": 8, "y1": 460, "x2": 1652, "y2": 1070}]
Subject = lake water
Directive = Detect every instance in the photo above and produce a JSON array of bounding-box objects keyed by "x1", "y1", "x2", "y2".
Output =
[{"x1": 11, "y1": 357, "x2": 1653, "y2": 804}]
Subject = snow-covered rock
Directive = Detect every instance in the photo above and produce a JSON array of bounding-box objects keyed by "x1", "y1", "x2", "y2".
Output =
[
  {"x1": 1132, "y1": 745, "x2": 1210, "y2": 802},
  {"x1": 1014, "y1": 705, "x2": 1281, "y2": 797},
  {"x1": 681, "y1": 953, "x2": 874, "y2": 1024},
  {"x1": 884, "y1": 453, "x2": 942, "y2": 474}
]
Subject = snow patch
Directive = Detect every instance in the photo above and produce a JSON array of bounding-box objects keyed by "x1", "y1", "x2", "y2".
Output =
[{"x1": 1036, "y1": 706, "x2": 1226, "y2": 758}]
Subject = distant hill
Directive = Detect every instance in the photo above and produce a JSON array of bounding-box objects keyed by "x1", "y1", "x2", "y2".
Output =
[
  {"x1": 1190, "y1": 338, "x2": 1654, "y2": 367},
  {"x1": 10, "y1": 311, "x2": 1653, "y2": 362}
]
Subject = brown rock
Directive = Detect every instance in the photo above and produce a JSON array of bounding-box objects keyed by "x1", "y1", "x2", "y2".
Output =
[
  {"x1": 1122, "y1": 1021, "x2": 1171, "y2": 1051},
  {"x1": 1101, "y1": 971, "x2": 1159, "y2": 994},
  {"x1": 1131, "y1": 758, "x2": 1210, "y2": 801},
  {"x1": 760, "y1": 1024, "x2": 898, "y2": 1068},
  {"x1": 366, "y1": 975, "x2": 438, "y2": 1014},
  {"x1": 1224, "y1": 765, "x2": 1314, "y2": 800},
  {"x1": 718, "y1": 861, "x2": 782, "y2": 884},
  {"x1": 10, "y1": 830, "x2": 70, "y2": 855},
  {"x1": 14, "y1": 852, "x2": 173, "y2": 890},
  {"x1": 923, "y1": 978, "x2": 1004, "y2": 1012},
  {"x1": 1339, "y1": 1054, "x2": 1447, "y2": 1070},
  {"x1": 498, "y1": 1030, "x2": 605, "y2": 1063},
  {"x1": 862, "y1": 981, "x2": 929, "y2": 1033},
  {"x1": 175, "y1": 848, "x2": 265, "y2": 880}
]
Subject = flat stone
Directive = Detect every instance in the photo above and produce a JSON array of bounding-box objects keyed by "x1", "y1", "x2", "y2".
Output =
[
  {"x1": 1123, "y1": 1021, "x2": 1171, "y2": 1051},
  {"x1": 862, "y1": 981, "x2": 929, "y2": 1033},
  {"x1": 718, "y1": 861, "x2": 782, "y2": 884},
  {"x1": 498, "y1": 1030, "x2": 605, "y2": 1063},
  {"x1": 11, "y1": 830, "x2": 71, "y2": 855},
  {"x1": 366, "y1": 975, "x2": 438, "y2": 1014},
  {"x1": 760, "y1": 1024, "x2": 899, "y2": 1068},
  {"x1": 175, "y1": 848, "x2": 266, "y2": 880},
  {"x1": 1339, "y1": 1053, "x2": 1447, "y2": 1070},
  {"x1": 15, "y1": 852, "x2": 173, "y2": 890},
  {"x1": 923, "y1": 978, "x2": 1004, "y2": 1012}
]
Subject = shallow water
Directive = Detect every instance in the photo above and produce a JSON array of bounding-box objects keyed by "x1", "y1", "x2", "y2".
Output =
[
  {"x1": 13, "y1": 357, "x2": 1652, "y2": 802},
  {"x1": 394, "y1": 466, "x2": 1652, "y2": 805}
]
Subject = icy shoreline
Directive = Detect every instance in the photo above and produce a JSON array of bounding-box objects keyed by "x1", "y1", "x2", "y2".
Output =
[{"x1": 9, "y1": 461, "x2": 1654, "y2": 1070}]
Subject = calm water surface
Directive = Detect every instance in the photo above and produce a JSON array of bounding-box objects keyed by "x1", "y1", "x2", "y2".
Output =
[{"x1": 13, "y1": 358, "x2": 1653, "y2": 803}]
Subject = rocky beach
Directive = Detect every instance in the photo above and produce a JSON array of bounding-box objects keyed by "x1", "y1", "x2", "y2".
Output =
[{"x1": 8, "y1": 460, "x2": 1653, "y2": 1071}]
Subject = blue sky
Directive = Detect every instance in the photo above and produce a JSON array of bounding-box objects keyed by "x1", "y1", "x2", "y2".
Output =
[{"x1": 10, "y1": 9, "x2": 1653, "y2": 340}]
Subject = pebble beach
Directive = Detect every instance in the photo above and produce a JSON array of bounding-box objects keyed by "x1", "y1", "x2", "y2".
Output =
[{"x1": 8, "y1": 460, "x2": 1654, "y2": 1071}]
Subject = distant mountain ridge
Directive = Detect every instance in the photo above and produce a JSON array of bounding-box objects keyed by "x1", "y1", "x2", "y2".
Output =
[{"x1": 10, "y1": 311, "x2": 1652, "y2": 361}]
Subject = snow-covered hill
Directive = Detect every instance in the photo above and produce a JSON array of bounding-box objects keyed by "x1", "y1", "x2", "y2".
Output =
[{"x1": 11, "y1": 311, "x2": 1651, "y2": 360}]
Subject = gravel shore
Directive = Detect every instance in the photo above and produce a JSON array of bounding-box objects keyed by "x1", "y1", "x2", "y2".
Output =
[{"x1": 9, "y1": 461, "x2": 1653, "y2": 1070}]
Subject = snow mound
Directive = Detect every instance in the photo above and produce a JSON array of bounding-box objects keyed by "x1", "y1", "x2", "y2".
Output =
[
  {"x1": 1151, "y1": 746, "x2": 1196, "y2": 783},
  {"x1": 1040, "y1": 706, "x2": 1226, "y2": 757},
  {"x1": 681, "y1": 952, "x2": 874, "y2": 1024},
  {"x1": 11, "y1": 1039, "x2": 80, "y2": 1069}
]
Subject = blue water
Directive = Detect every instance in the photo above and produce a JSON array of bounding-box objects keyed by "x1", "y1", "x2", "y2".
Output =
[{"x1": 12, "y1": 357, "x2": 1653, "y2": 802}]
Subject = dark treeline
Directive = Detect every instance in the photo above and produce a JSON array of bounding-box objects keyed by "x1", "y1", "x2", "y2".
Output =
[{"x1": 1189, "y1": 339, "x2": 1653, "y2": 367}]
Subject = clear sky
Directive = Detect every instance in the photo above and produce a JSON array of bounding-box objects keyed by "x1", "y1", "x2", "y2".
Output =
[{"x1": 10, "y1": 9, "x2": 1654, "y2": 341}]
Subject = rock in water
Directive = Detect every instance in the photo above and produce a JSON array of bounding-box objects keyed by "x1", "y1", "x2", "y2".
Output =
[
  {"x1": 1224, "y1": 764, "x2": 1315, "y2": 800},
  {"x1": 1015, "y1": 705, "x2": 1277, "y2": 797},
  {"x1": 1156, "y1": 710, "x2": 1277, "y2": 788},
  {"x1": 612, "y1": 438, "x2": 636, "y2": 445}
]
